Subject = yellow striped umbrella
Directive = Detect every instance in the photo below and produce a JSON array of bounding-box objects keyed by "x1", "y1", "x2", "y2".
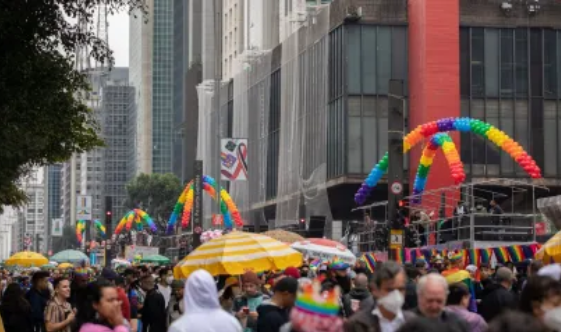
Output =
[
  {"x1": 5, "y1": 251, "x2": 48, "y2": 267},
  {"x1": 174, "y1": 231, "x2": 303, "y2": 278},
  {"x1": 535, "y1": 231, "x2": 561, "y2": 263}
]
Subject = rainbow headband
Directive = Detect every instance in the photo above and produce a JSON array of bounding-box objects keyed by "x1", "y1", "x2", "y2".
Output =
[{"x1": 450, "y1": 252, "x2": 463, "y2": 262}]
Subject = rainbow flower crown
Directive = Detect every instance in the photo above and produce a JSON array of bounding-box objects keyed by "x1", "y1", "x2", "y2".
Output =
[
  {"x1": 295, "y1": 280, "x2": 340, "y2": 316},
  {"x1": 291, "y1": 280, "x2": 343, "y2": 332}
]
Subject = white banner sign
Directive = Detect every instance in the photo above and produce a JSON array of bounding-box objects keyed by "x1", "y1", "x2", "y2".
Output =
[
  {"x1": 220, "y1": 138, "x2": 248, "y2": 181},
  {"x1": 51, "y1": 218, "x2": 63, "y2": 237},
  {"x1": 76, "y1": 195, "x2": 93, "y2": 220}
]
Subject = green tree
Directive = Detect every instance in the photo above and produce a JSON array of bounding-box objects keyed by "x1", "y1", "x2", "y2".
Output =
[
  {"x1": 124, "y1": 173, "x2": 184, "y2": 231},
  {"x1": 0, "y1": 0, "x2": 145, "y2": 209}
]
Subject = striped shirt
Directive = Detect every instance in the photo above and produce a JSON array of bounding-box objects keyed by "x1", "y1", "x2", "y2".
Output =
[{"x1": 44, "y1": 297, "x2": 72, "y2": 332}]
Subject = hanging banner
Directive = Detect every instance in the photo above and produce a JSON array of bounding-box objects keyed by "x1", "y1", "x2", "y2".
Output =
[
  {"x1": 220, "y1": 138, "x2": 248, "y2": 181},
  {"x1": 51, "y1": 218, "x2": 63, "y2": 237},
  {"x1": 192, "y1": 160, "x2": 203, "y2": 248},
  {"x1": 76, "y1": 195, "x2": 93, "y2": 220}
]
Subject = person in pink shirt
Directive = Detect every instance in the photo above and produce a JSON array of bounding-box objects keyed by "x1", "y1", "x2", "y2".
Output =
[{"x1": 74, "y1": 279, "x2": 128, "y2": 332}]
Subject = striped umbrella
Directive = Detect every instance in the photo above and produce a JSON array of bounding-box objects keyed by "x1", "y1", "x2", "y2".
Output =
[{"x1": 174, "y1": 231, "x2": 303, "y2": 278}]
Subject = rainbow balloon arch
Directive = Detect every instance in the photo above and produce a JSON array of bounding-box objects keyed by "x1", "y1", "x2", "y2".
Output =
[
  {"x1": 76, "y1": 220, "x2": 107, "y2": 245},
  {"x1": 114, "y1": 209, "x2": 157, "y2": 235},
  {"x1": 355, "y1": 117, "x2": 542, "y2": 205},
  {"x1": 166, "y1": 175, "x2": 243, "y2": 234}
]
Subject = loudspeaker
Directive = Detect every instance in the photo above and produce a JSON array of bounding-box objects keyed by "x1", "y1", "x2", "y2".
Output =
[{"x1": 307, "y1": 216, "x2": 326, "y2": 238}]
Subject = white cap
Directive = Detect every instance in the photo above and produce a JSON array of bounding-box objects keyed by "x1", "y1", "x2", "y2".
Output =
[
  {"x1": 466, "y1": 265, "x2": 478, "y2": 273},
  {"x1": 538, "y1": 264, "x2": 561, "y2": 281}
]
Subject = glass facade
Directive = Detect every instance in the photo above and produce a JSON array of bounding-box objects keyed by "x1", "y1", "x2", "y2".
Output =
[
  {"x1": 343, "y1": 25, "x2": 409, "y2": 177},
  {"x1": 102, "y1": 84, "x2": 135, "y2": 228},
  {"x1": 460, "y1": 27, "x2": 561, "y2": 178},
  {"x1": 152, "y1": 0, "x2": 174, "y2": 173},
  {"x1": 47, "y1": 165, "x2": 62, "y2": 223}
]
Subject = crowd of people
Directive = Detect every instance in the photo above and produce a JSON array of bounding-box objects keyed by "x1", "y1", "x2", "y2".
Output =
[{"x1": 0, "y1": 256, "x2": 560, "y2": 332}]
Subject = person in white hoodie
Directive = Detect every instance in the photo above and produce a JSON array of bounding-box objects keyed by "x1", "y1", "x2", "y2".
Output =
[{"x1": 168, "y1": 269, "x2": 242, "y2": 332}]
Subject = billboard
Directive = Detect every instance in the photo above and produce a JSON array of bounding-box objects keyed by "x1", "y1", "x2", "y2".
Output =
[
  {"x1": 76, "y1": 195, "x2": 93, "y2": 220},
  {"x1": 51, "y1": 218, "x2": 63, "y2": 237},
  {"x1": 220, "y1": 138, "x2": 248, "y2": 181}
]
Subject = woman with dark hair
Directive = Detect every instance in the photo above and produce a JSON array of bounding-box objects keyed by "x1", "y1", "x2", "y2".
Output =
[
  {"x1": 519, "y1": 275, "x2": 561, "y2": 331},
  {"x1": 0, "y1": 283, "x2": 33, "y2": 332},
  {"x1": 445, "y1": 283, "x2": 487, "y2": 332},
  {"x1": 74, "y1": 279, "x2": 127, "y2": 332}
]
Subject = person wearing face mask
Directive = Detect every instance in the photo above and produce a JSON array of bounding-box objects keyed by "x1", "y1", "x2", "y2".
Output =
[
  {"x1": 156, "y1": 268, "x2": 173, "y2": 308},
  {"x1": 343, "y1": 261, "x2": 415, "y2": 332},
  {"x1": 520, "y1": 275, "x2": 561, "y2": 331}
]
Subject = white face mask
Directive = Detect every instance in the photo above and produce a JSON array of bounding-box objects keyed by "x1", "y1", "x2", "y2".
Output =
[
  {"x1": 377, "y1": 290, "x2": 404, "y2": 314},
  {"x1": 544, "y1": 307, "x2": 561, "y2": 331},
  {"x1": 166, "y1": 276, "x2": 174, "y2": 285}
]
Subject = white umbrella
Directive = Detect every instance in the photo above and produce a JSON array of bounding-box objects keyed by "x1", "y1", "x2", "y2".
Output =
[{"x1": 291, "y1": 238, "x2": 356, "y2": 264}]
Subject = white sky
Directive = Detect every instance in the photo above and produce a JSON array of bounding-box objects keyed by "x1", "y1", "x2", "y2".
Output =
[{"x1": 108, "y1": 12, "x2": 129, "y2": 67}]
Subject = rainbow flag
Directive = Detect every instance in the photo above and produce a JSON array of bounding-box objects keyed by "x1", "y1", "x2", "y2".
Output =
[
  {"x1": 361, "y1": 253, "x2": 377, "y2": 273},
  {"x1": 468, "y1": 249, "x2": 481, "y2": 266},
  {"x1": 392, "y1": 248, "x2": 405, "y2": 264},
  {"x1": 493, "y1": 247, "x2": 510, "y2": 264},
  {"x1": 481, "y1": 248, "x2": 493, "y2": 264},
  {"x1": 507, "y1": 245, "x2": 525, "y2": 263},
  {"x1": 441, "y1": 267, "x2": 477, "y2": 312}
]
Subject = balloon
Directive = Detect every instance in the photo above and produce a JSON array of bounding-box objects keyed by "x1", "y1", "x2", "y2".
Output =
[{"x1": 356, "y1": 117, "x2": 542, "y2": 206}]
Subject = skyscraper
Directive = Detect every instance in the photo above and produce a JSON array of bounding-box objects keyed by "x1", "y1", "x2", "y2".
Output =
[
  {"x1": 129, "y1": 0, "x2": 175, "y2": 176},
  {"x1": 101, "y1": 69, "x2": 133, "y2": 227},
  {"x1": 44, "y1": 164, "x2": 62, "y2": 252}
]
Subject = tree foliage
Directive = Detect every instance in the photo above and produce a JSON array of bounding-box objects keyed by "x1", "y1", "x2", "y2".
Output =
[
  {"x1": 124, "y1": 173, "x2": 184, "y2": 231},
  {"x1": 0, "y1": 0, "x2": 146, "y2": 208}
]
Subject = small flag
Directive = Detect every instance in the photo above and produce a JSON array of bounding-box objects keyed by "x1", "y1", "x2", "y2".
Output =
[{"x1": 361, "y1": 253, "x2": 377, "y2": 273}]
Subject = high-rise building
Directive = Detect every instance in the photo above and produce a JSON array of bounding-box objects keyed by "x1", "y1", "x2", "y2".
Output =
[
  {"x1": 195, "y1": 0, "x2": 561, "y2": 235},
  {"x1": 44, "y1": 164, "x2": 62, "y2": 252},
  {"x1": 61, "y1": 69, "x2": 128, "y2": 228},
  {"x1": 129, "y1": 0, "x2": 175, "y2": 176},
  {"x1": 101, "y1": 69, "x2": 133, "y2": 227},
  {"x1": 221, "y1": 0, "x2": 279, "y2": 80},
  {"x1": 0, "y1": 206, "x2": 19, "y2": 259},
  {"x1": 20, "y1": 168, "x2": 47, "y2": 253}
]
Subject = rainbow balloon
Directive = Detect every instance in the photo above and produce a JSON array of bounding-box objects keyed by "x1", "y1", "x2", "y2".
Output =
[
  {"x1": 355, "y1": 117, "x2": 542, "y2": 205},
  {"x1": 166, "y1": 175, "x2": 243, "y2": 234},
  {"x1": 76, "y1": 220, "x2": 86, "y2": 244},
  {"x1": 411, "y1": 133, "x2": 465, "y2": 203},
  {"x1": 94, "y1": 220, "x2": 106, "y2": 238},
  {"x1": 114, "y1": 209, "x2": 157, "y2": 235}
]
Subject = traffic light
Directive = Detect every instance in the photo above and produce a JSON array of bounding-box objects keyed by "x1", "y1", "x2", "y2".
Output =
[
  {"x1": 299, "y1": 218, "x2": 306, "y2": 231},
  {"x1": 104, "y1": 196, "x2": 113, "y2": 233}
]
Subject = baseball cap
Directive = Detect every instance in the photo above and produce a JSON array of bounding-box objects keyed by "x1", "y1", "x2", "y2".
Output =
[{"x1": 495, "y1": 267, "x2": 515, "y2": 282}]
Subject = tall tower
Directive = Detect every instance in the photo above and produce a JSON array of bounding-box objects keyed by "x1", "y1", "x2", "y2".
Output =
[{"x1": 61, "y1": 6, "x2": 110, "y2": 229}]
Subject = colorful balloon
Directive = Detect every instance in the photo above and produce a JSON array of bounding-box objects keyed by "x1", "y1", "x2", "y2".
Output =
[
  {"x1": 114, "y1": 209, "x2": 157, "y2": 235},
  {"x1": 76, "y1": 220, "x2": 86, "y2": 244},
  {"x1": 166, "y1": 175, "x2": 244, "y2": 234},
  {"x1": 356, "y1": 117, "x2": 542, "y2": 206},
  {"x1": 411, "y1": 133, "x2": 465, "y2": 204},
  {"x1": 93, "y1": 220, "x2": 106, "y2": 238}
]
